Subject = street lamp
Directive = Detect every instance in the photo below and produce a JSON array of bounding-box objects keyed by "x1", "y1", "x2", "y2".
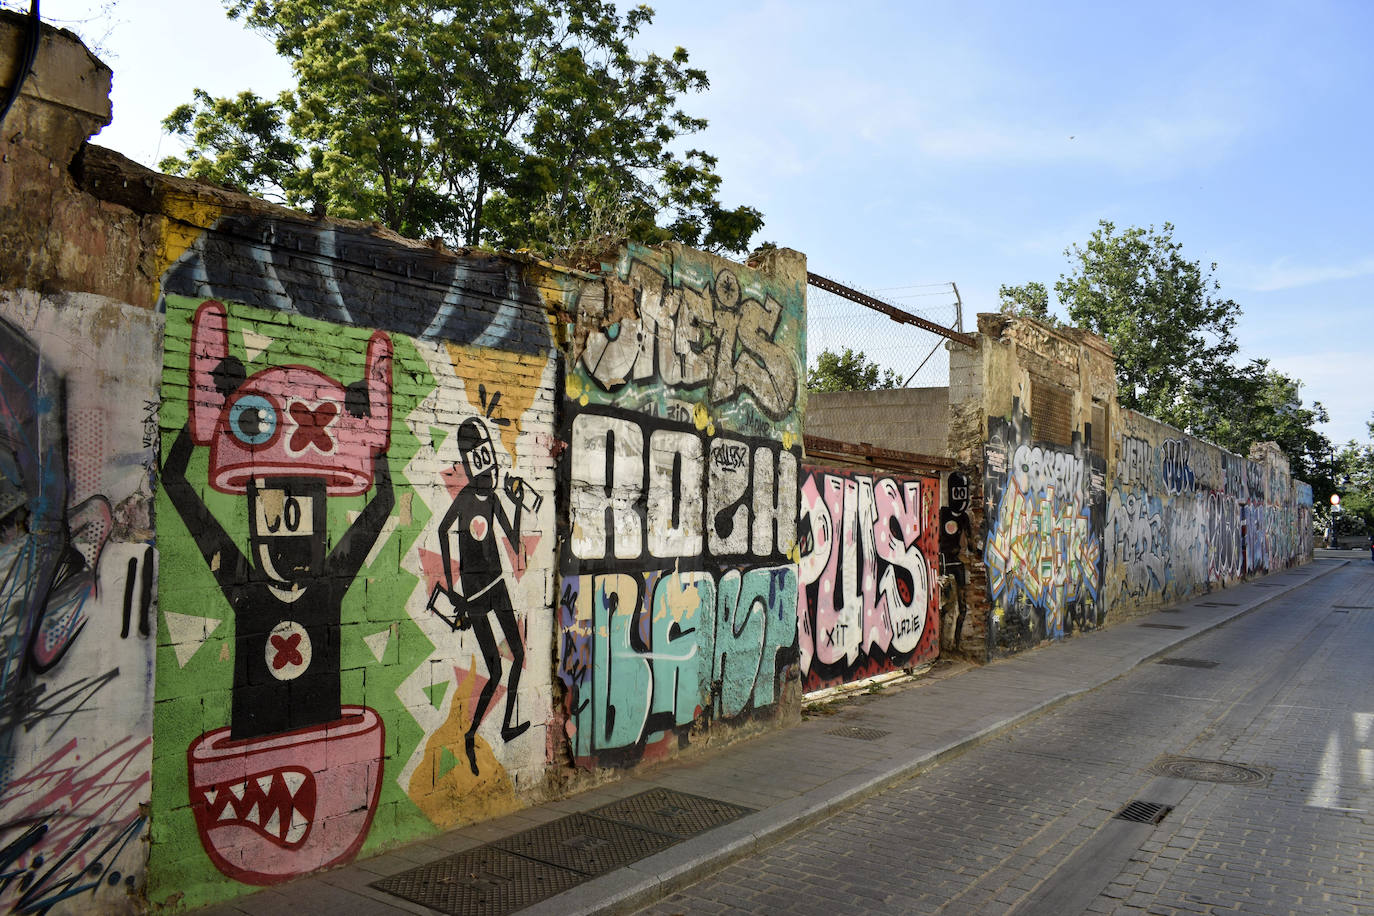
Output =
[{"x1": 1329, "y1": 493, "x2": 1340, "y2": 547}]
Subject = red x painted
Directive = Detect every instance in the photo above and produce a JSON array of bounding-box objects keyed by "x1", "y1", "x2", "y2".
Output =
[
  {"x1": 288, "y1": 402, "x2": 338, "y2": 453},
  {"x1": 270, "y1": 632, "x2": 304, "y2": 670}
]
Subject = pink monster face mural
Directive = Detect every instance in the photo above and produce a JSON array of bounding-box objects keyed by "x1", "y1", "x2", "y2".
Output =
[{"x1": 164, "y1": 301, "x2": 396, "y2": 884}]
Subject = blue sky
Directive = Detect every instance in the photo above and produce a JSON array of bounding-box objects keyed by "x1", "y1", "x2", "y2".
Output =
[{"x1": 25, "y1": 0, "x2": 1371, "y2": 446}]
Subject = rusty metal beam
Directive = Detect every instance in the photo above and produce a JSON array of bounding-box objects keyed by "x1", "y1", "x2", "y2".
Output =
[
  {"x1": 806, "y1": 272, "x2": 977, "y2": 349},
  {"x1": 804, "y1": 434, "x2": 955, "y2": 473}
]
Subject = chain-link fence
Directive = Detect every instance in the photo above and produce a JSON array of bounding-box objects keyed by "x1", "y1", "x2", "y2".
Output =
[{"x1": 805, "y1": 275, "x2": 965, "y2": 390}]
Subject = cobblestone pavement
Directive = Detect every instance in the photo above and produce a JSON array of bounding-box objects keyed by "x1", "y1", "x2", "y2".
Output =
[{"x1": 637, "y1": 563, "x2": 1374, "y2": 916}]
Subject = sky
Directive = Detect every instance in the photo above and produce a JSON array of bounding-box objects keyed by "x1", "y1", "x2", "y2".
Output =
[{"x1": 20, "y1": 0, "x2": 1372, "y2": 446}]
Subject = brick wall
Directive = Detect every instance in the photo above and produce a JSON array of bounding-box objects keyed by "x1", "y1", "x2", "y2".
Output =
[{"x1": 1, "y1": 19, "x2": 810, "y2": 911}]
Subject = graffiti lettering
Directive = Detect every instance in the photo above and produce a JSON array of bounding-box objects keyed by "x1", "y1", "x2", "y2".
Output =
[
  {"x1": 558, "y1": 565, "x2": 797, "y2": 762},
  {"x1": 581, "y1": 260, "x2": 800, "y2": 419},
  {"x1": 1161, "y1": 439, "x2": 1195, "y2": 494},
  {"x1": 984, "y1": 404, "x2": 1104, "y2": 654},
  {"x1": 797, "y1": 468, "x2": 938, "y2": 691},
  {"x1": 568, "y1": 409, "x2": 798, "y2": 567},
  {"x1": 1116, "y1": 435, "x2": 1152, "y2": 486}
]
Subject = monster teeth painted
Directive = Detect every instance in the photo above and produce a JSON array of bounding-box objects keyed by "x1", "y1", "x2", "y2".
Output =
[
  {"x1": 286, "y1": 810, "x2": 309, "y2": 844},
  {"x1": 228, "y1": 781, "x2": 246, "y2": 801},
  {"x1": 217, "y1": 803, "x2": 235, "y2": 823},
  {"x1": 204, "y1": 788, "x2": 218, "y2": 807},
  {"x1": 283, "y1": 771, "x2": 306, "y2": 797},
  {"x1": 245, "y1": 802, "x2": 260, "y2": 826},
  {"x1": 257, "y1": 775, "x2": 274, "y2": 795},
  {"x1": 265, "y1": 808, "x2": 281, "y2": 837}
]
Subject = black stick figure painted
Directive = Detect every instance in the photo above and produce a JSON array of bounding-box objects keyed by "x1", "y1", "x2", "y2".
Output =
[
  {"x1": 428, "y1": 388, "x2": 536, "y2": 775},
  {"x1": 939, "y1": 471, "x2": 973, "y2": 651},
  {"x1": 161, "y1": 301, "x2": 395, "y2": 884}
]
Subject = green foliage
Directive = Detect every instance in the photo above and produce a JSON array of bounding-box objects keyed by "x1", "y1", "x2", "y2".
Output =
[
  {"x1": 160, "y1": 0, "x2": 763, "y2": 254},
  {"x1": 1056, "y1": 221, "x2": 1242, "y2": 430},
  {"x1": 1330, "y1": 413, "x2": 1374, "y2": 533},
  {"x1": 1195, "y1": 363, "x2": 1332, "y2": 488},
  {"x1": 806, "y1": 347, "x2": 902, "y2": 393},
  {"x1": 997, "y1": 281, "x2": 1052, "y2": 321}
]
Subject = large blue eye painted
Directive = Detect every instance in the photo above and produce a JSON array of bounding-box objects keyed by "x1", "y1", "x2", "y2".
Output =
[{"x1": 229, "y1": 395, "x2": 277, "y2": 446}]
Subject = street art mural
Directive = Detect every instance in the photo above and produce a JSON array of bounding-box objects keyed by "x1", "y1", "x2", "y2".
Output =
[
  {"x1": 162, "y1": 300, "x2": 395, "y2": 883},
  {"x1": 983, "y1": 401, "x2": 1105, "y2": 655},
  {"x1": 797, "y1": 467, "x2": 938, "y2": 692},
  {"x1": 0, "y1": 292, "x2": 160, "y2": 913},
  {"x1": 559, "y1": 244, "x2": 805, "y2": 767},
  {"x1": 1104, "y1": 416, "x2": 1314, "y2": 612},
  {"x1": 939, "y1": 471, "x2": 974, "y2": 652},
  {"x1": 153, "y1": 294, "x2": 557, "y2": 907}
]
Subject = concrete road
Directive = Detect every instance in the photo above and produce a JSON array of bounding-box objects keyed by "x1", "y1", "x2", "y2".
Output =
[{"x1": 637, "y1": 562, "x2": 1374, "y2": 916}]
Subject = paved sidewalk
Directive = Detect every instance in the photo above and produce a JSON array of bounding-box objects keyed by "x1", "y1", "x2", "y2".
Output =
[{"x1": 200, "y1": 560, "x2": 1346, "y2": 916}]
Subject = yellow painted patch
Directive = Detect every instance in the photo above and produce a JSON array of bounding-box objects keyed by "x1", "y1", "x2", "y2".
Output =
[
  {"x1": 444, "y1": 343, "x2": 550, "y2": 461},
  {"x1": 407, "y1": 667, "x2": 520, "y2": 829},
  {"x1": 155, "y1": 193, "x2": 222, "y2": 303}
]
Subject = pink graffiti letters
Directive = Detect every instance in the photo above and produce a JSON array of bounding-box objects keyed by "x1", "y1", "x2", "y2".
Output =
[{"x1": 797, "y1": 468, "x2": 938, "y2": 691}]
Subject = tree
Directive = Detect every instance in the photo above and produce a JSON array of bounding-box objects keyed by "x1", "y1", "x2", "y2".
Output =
[
  {"x1": 1054, "y1": 221, "x2": 1331, "y2": 482},
  {"x1": 997, "y1": 281, "x2": 1052, "y2": 321},
  {"x1": 1055, "y1": 221, "x2": 1244, "y2": 432},
  {"x1": 806, "y1": 348, "x2": 902, "y2": 393},
  {"x1": 159, "y1": 0, "x2": 763, "y2": 254},
  {"x1": 1193, "y1": 362, "x2": 1332, "y2": 488},
  {"x1": 1330, "y1": 413, "x2": 1374, "y2": 535}
]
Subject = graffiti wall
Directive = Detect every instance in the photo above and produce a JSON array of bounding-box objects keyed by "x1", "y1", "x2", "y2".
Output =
[
  {"x1": 559, "y1": 244, "x2": 806, "y2": 767},
  {"x1": 152, "y1": 286, "x2": 557, "y2": 908},
  {"x1": 983, "y1": 401, "x2": 1106, "y2": 655},
  {"x1": 797, "y1": 466, "x2": 938, "y2": 692},
  {"x1": 1104, "y1": 411, "x2": 1314, "y2": 613},
  {"x1": 0, "y1": 290, "x2": 161, "y2": 914}
]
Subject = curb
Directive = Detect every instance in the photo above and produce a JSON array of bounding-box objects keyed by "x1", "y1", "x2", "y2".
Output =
[{"x1": 522, "y1": 559, "x2": 1347, "y2": 915}]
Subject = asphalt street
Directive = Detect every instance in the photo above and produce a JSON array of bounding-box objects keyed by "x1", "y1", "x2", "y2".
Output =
[{"x1": 637, "y1": 560, "x2": 1374, "y2": 916}]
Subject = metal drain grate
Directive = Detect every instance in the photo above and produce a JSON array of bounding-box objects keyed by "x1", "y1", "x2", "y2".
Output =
[
  {"x1": 492, "y1": 813, "x2": 673, "y2": 876},
  {"x1": 1157, "y1": 658, "x2": 1219, "y2": 669},
  {"x1": 1114, "y1": 800, "x2": 1172, "y2": 825},
  {"x1": 827, "y1": 725, "x2": 891, "y2": 741},
  {"x1": 590, "y1": 788, "x2": 754, "y2": 839},
  {"x1": 1333, "y1": 605, "x2": 1374, "y2": 610},
  {"x1": 1139, "y1": 623, "x2": 1188, "y2": 630},
  {"x1": 371, "y1": 845, "x2": 584, "y2": 916},
  {"x1": 1158, "y1": 608, "x2": 1182, "y2": 613},
  {"x1": 1147, "y1": 755, "x2": 1271, "y2": 786},
  {"x1": 1198, "y1": 601, "x2": 1239, "y2": 607}
]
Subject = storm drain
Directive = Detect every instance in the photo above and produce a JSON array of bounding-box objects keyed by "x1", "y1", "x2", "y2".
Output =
[
  {"x1": 492, "y1": 813, "x2": 674, "y2": 876},
  {"x1": 371, "y1": 789, "x2": 754, "y2": 916},
  {"x1": 589, "y1": 787, "x2": 755, "y2": 838},
  {"x1": 1147, "y1": 754, "x2": 1271, "y2": 786},
  {"x1": 1139, "y1": 623, "x2": 1188, "y2": 630},
  {"x1": 827, "y1": 725, "x2": 891, "y2": 741},
  {"x1": 371, "y1": 846, "x2": 585, "y2": 916},
  {"x1": 1198, "y1": 601, "x2": 1240, "y2": 607},
  {"x1": 1114, "y1": 800, "x2": 1172, "y2": 825},
  {"x1": 1157, "y1": 658, "x2": 1219, "y2": 669},
  {"x1": 1333, "y1": 604, "x2": 1374, "y2": 610}
]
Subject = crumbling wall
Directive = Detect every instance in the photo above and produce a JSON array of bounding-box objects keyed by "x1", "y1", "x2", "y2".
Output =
[
  {"x1": 949, "y1": 312, "x2": 1313, "y2": 661},
  {"x1": 1, "y1": 17, "x2": 809, "y2": 912},
  {"x1": 1106, "y1": 412, "x2": 1314, "y2": 613},
  {"x1": 558, "y1": 244, "x2": 806, "y2": 767}
]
